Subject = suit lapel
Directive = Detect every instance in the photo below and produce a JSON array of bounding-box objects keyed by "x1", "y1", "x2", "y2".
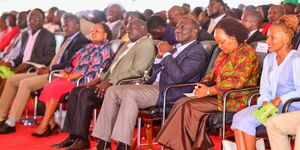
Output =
[
  {"x1": 247, "y1": 30, "x2": 258, "y2": 44},
  {"x1": 174, "y1": 41, "x2": 198, "y2": 61},
  {"x1": 30, "y1": 28, "x2": 44, "y2": 57}
]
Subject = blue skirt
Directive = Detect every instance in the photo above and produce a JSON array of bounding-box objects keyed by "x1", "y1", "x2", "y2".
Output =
[{"x1": 231, "y1": 105, "x2": 262, "y2": 136}]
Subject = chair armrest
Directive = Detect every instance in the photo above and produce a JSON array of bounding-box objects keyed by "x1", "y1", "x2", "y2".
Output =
[
  {"x1": 161, "y1": 82, "x2": 198, "y2": 125},
  {"x1": 282, "y1": 98, "x2": 300, "y2": 113},
  {"x1": 27, "y1": 67, "x2": 36, "y2": 73},
  {"x1": 48, "y1": 70, "x2": 62, "y2": 82},
  {"x1": 247, "y1": 91, "x2": 260, "y2": 107},
  {"x1": 221, "y1": 85, "x2": 260, "y2": 140},
  {"x1": 117, "y1": 77, "x2": 144, "y2": 85},
  {"x1": 76, "y1": 75, "x2": 84, "y2": 86}
]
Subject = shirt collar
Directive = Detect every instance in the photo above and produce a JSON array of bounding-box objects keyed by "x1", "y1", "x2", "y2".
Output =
[
  {"x1": 67, "y1": 31, "x2": 80, "y2": 41},
  {"x1": 211, "y1": 14, "x2": 226, "y2": 23},
  {"x1": 176, "y1": 40, "x2": 195, "y2": 52},
  {"x1": 28, "y1": 29, "x2": 41, "y2": 36},
  {"x1": 249, "y1": 29, "x2": 258, "y2": 39}
]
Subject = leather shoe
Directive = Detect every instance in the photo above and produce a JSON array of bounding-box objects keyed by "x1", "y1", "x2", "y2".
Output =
[
  {"x1": 66, "y1": 139, "x2": 90, "y2": 150},
  {"x1": 31, "y1": 125, "x2": 51, "y2": 137},
  {"x1": 0, "y1": 124, "x2": 16, "y2": 134},
  {"x1": 51, "y1": 137, "x2": 76, "y2": 148},
  {"x1": 50, "y1": 124, "x2": 60, "y2": 135},
  {"x1": 116, "y1": 142, "x2": 130, "y2": 150},
  {"x1": 95, "y1": 139, "x2": 111, "y2": 150}
]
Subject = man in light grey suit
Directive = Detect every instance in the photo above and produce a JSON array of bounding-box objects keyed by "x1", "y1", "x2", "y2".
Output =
[
  {"x1": 92, "y1": 17, "x2": 207, "y2": 150},
  {"x1": 51, "y1": 19, "x2": 155, "y2": 150}
]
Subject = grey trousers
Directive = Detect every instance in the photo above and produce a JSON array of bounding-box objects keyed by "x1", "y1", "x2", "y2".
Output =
[
  {"x1": 92, "y1": 84, "x2": 159, "y2": 145},
  {"x1": 0, "y1": 73, "x2": 48, "y2": 120}
]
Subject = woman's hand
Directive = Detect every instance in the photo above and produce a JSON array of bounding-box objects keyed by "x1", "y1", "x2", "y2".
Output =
[
  {"x1": 271, "y1": 97, "x2": 282, "y2": 107},
  {"x1": 194, "y1": 83, "x2": 209, "y2": 98}
]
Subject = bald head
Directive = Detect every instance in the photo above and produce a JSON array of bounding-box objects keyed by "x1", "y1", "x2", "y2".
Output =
[
  {"x1": 268, "y1": 5, "x2": 285, "y2": 23},
  {"x1": 106, "y1": 4, "x2": 124, "y2": 23},
  {"x1": 168, "y1": 6, "x2": 184, "y2": 26},
  {"x1": 127, "y1": 19, "x2": 147, "y2": 42},
  {"x1": 241, "y1": 10, "x2": 263, "y2": 31}
]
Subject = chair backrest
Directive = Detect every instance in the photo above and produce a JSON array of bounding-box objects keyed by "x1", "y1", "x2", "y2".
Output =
[
  {"x1": 204, "y1": 46, "x2": 221, "y2": 76},
  {"x1": 109, "y1": 39, "x2": 125, "y2": 54},
  {"x1": 200, "y1": 40, "x2": 219, "y2": 78},
  {"x1": 54, "y1": 32, "x2": 64, "y2": 53},
  {"x1": 249, "y1": 40, "x2": 268, "y2": 75}
]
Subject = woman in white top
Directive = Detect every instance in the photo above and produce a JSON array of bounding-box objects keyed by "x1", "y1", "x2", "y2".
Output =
[{"x1": 231, "y1": 15, "x2": 300, "y2": 150}]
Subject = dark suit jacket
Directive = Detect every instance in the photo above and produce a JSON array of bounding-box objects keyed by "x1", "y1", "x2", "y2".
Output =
[
  {"x1": 51, "y1": 32, "x2": 89, "y2": 70},
  {"x1": 293, "y1": 31, "x2": 300, "y2": 49},
  {"x1": 246, "y1": 30, "x2": 266, "y2": 44},
  {"x1": 146, "y1": 41, "x2": 208, "y2": 105},
  {"x1": 201, "y1": 20, "x2": 210, "y2": 32},
  {"x1": 13, "y1": 28, "x2": 56, "y2": 67},
  {"x1": 197, "y1": 29, "x2": 214, "y2": 42}
]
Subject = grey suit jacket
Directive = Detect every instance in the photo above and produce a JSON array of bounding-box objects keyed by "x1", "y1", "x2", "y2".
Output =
[
  {"x1": 100, "y1": 36, "x2": 155, "y2": 85},
  {"x1": 13, "y1": 28, "x2": 56, "y2": 67}
]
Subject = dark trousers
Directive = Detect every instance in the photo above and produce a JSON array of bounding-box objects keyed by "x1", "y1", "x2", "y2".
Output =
[{"x1": 62, "y1": 86, "x2": 102, "y2": 138}]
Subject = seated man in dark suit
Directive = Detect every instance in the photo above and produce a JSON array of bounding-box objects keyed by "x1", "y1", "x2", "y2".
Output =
[
  {"x1": 92, "y1": 17, "x2": 208, "y2": 150},
  {"x1": 0, "y1": 12, "x2": 89, "y2": 134},
  {"x1": 241, "y1": 10, "x2": 266, "y2": 44}
]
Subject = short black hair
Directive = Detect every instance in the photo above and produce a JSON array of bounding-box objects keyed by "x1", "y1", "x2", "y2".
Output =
[
  {"x1": 210, "y1": 0, "x2": 225, "y2": 6},
  {"x1": 147, "y1": 16, "x2": 166, "y2": 30},
  {"x1": 32, "y1": 8, "x2": 45, "y2": 19},
  {"x1": 100, "y1": 23, "x2": 112, "y2": 41},
  {"x1": 49, "y1": 7, "x2": 59, "y2": 12},
  {"x1": 144, "y1": 9, "x2": 153, "y2": 15},
  {"x1": 193, "y1": 7, "x2": 203, "y2": 17},
  {"x1": 92, "y1": 10, "x2": 107, "y2": 23},
  {"x1": 63, "y1": 13, "x2": 80, "y2": 25},
  {"x1": 131, "y1": 11, "x2": 146, "y2": 21},
  {"x1": 215, "y1": 18, "x2": 249, "y2": 45}
]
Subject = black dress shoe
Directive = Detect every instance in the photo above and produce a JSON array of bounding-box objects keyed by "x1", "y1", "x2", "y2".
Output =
[
  {"x1": 66, "y1": 139, "x2": 90, "y2": 150},
  {"x1": 96, "y1": 139, "x2": 111, "y2": 150},
  {"x1": 51, "y1": 137, "x2": 77, "y2": 148},
  {"x1": 50, "y1": 124, "x2": 60, "y2": 135},
  {"x1": 0, "y1": 124, "x2": 16, "y2": 134},
  {"x1": 116, "y1": 142, "x2": 130, "y2": 150},
  {"x1": 31, "y1": 125, "x2": 51, "y2": 137}
]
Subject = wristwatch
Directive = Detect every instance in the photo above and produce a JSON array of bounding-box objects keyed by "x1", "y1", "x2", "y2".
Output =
[{"x1": 206, "y1": 87, "x2": 210, "y2": 96}]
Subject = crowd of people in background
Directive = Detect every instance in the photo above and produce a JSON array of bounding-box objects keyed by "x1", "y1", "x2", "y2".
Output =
[{"x1": 0, "y1": 0, "x2": 299, "y2": 150}]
